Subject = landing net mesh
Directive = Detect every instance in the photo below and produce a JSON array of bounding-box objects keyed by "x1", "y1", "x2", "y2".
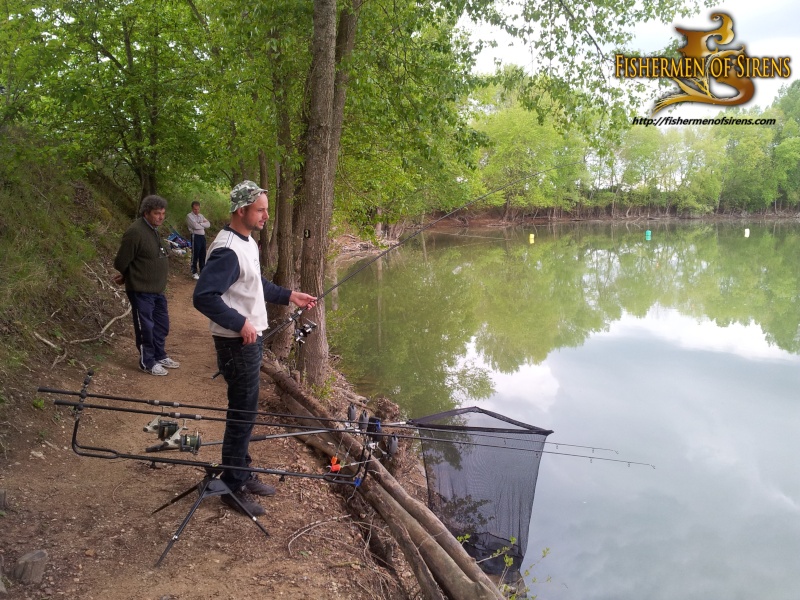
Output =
[{"x1": 409, "y1": 406, "x2": 553, "y2": 576}]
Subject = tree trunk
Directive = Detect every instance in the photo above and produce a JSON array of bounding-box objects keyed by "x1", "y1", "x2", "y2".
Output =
[
  {"x1": 141, "y1": 168, "x2": 157, "y2": 199},
  {"x1": 296, "y1": 0, "x2": 337, "y2": 386},
  {"x1": 296, "y1": 0, "x2": 363, "y2": 387}
]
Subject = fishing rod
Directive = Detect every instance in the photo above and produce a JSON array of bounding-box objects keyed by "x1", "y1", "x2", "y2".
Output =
[
  {"x1": 143, "y1": 419, "x2": 653, "y2": 468},
  {"x1": 51, "y1": 402, "x2": 369, "y2": 485},
  {"x1": 143, "y1": 417, "x2": 620, "y2": 459},
  {"x1": 38, "y1": 386, "x2": 348, "y2": 422},
  {"x1": 53, "y1": 395, "x2": 647, "y2": 467},
  {"x1": 265, "y1": 161, "x2": 585, "y2": 342},
  {"x1": 47, "y1": 376, "x2": 650, "y2": 469},
  {"x1": 40, "y1": 387, "x2": 616, "y2": 455},
  {"x1": 118, "y1": 402, "x2": 651, "y2": 468},
  {"x1": 51, "y1": 398, "x2": 361, "y2": 433}
]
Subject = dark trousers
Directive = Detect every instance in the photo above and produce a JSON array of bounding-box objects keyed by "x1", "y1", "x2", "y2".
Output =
[
  {"x1": 126, "y1": 292, "x2": 169, "y2": 370},
  {"x1": 191, "y1": 234, "x2": 207, "y2": 274},
  {"x1": 214, "y1": 335, "x2": 262, "y2": 491}
]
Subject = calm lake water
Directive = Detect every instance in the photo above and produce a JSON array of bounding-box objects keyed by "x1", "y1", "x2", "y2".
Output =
[{"x1": 328, "y1": 221, "x2": 800, "y2": 600}]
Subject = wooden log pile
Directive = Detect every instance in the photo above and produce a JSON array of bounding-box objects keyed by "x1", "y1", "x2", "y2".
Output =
[{"x1": 261, "y1": 359, "x2": 504, "y2": 600}]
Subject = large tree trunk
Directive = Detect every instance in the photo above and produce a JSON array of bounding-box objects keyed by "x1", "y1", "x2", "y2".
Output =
[
  {"x1": 298, "y1": 0, "x2": 362, "y2": 386},
  {"x1": 297, "y1": 0, "x2": 337, "y2": 386}
]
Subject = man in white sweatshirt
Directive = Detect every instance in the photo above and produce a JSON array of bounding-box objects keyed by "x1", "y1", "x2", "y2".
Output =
[
  {"x1": 186, "y1": 201, "x2": 211, "y2": 280},
  {"x1": 192, "y1": 180, "x2": 316, "y2": 517}
]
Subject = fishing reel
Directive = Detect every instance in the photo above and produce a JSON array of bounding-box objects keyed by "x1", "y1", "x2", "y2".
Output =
[
  {"x1": 143, "y1": 416, "x2": 202, "y2": 454},
  {"x1": 178, "y1": 432, "x2": 202, "y2": 454},
  {"x1": 286, "y1": 307, "x2": 317, "y2": 344},
  {"x1": 293, "y1": 318, "x2": 318, "y2": 344}
]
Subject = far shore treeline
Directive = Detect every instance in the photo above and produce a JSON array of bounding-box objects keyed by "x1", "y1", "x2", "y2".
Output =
[{"x1": 1, "y1": 0, "x2": 799, "y2": 385}]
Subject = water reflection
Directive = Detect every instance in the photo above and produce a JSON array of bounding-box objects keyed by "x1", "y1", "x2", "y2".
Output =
[{"x1": 329, "y1": 222, "x2": 800, "y2": 600}]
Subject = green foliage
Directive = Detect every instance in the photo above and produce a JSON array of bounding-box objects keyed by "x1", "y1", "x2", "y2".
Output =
[
  {"x1": 4, "y1": 0, "x2": 799, "y2": 232},
  {"x1": 310, "y1": 373, "x2": 337, "y2": 400},
  {"x1": 31, "y1": 398, "x2": 45, "y2": 411},
  {"x1": 472, "y1": 90, "x2": 586, "y2": 218},
  {"x1": 335, "y1": 0, "x2": 484, "y2": 231},
  {"x1": 0, "y1": 124, "x2": 136, "y2": 374},
  {"x1": 474, "y1": 536, "x2": 551, "y2": 599},
  {"x1": 474, "y1": 0, "x2": 707, "y2": 144},
  {"x1": 29, "y1": 0, "x2": 209, "y2": 198},
  {"x1": 0, "y1": 128, "x2": 102, "y2": 327}
]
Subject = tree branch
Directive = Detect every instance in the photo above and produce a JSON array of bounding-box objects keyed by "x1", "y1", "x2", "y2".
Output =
[{"x1": 69, "y1": 305, "x2": 131, "y2": 345}]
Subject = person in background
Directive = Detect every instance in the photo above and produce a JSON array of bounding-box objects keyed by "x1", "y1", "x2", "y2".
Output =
[
  {"x1": 186, "y1": 200, "x2": 211, "y2": 280},
  {"x1": 113, "y1": 195, "x2": 181, "y2": 376},
  {"x1": 193, "y1": 180, "x2": 316, "y2": 516}
]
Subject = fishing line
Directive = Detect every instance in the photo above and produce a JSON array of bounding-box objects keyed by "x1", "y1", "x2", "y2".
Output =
[
  {"x1": 384, "y1": 422, "x2": 618, "y2": 454},
  {"x1": 315, "y1": 161, "x2": 583, "y2": 305},
  {"x1": 264, "y1": 161, "x2": 584, "y2": 341},
  {"x1": 392, "y1": 430, "x2": 654, "y2": 468}
]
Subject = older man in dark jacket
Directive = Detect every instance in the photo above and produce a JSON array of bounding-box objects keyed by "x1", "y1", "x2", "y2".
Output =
[{"x1": 114, "y1": 195, "x2": 180, "y2": 376}]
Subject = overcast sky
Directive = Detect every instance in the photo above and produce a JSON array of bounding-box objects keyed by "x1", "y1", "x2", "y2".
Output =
[{"x1": 470, "y1": 0, "x2": 799, "y2": 117}]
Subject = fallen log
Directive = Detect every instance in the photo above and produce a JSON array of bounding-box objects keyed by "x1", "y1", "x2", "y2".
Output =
[
  {"x1": 280, "y1": 393, "x2": 444, "y2": 598},
  {"x1": 366, "y1": 482, "x2": 447, "y2": 600},
  {"x1": 280, "y1": 392, "x2": 497, "y2": 600},
  {"x1": 261, "y1": 359, "x2": 505, "y2": 600}
]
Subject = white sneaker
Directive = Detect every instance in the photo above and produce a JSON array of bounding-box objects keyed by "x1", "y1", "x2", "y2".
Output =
[
  {"x1": 192, "y1": 273, "x2": 199, "y2": 280},
  {"x1": 143, "y1": 363, "x2": 169, "y2": 376},
  {"x1": 158, "y1": 357, "x2": 181, "y2": 369}
]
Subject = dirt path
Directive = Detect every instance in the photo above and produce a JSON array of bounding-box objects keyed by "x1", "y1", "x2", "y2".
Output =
[{"x1": 1, "y1": 271, "x2": 391, "y2": 599}]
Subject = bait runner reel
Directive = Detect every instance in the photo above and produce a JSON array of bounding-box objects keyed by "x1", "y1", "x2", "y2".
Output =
[
  {"x1": 289, "y1": 307, "x2": 317, "y2": 344},
  {"x1": 293, "y1": 319, "x2": 317, "y2": 343},
  {"x1": 143, "y1": 416, "x2": 202, "y2": 454}
]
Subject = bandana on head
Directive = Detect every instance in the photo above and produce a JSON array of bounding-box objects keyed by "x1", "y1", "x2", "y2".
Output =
[{"x1": 230, "y1": 180, "x2": 267, "y2": 213}]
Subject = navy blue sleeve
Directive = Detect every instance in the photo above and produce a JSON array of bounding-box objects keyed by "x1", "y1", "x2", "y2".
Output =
[
  {"x1": 192, "y1": 248, "x2": 246, "y2": 333},
  {"x1": 263, "y1": 277, "x2": 291, "y2": 305}
]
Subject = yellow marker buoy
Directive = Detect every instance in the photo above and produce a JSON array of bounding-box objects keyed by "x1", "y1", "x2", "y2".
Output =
[{"x1": 529, "y1": 233, "x2": 534, "y2": 244}]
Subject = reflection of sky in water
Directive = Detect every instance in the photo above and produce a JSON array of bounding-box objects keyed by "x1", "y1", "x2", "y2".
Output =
[{"x1": 468, "y1": 307, "x2": 800, "y2": 600}]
